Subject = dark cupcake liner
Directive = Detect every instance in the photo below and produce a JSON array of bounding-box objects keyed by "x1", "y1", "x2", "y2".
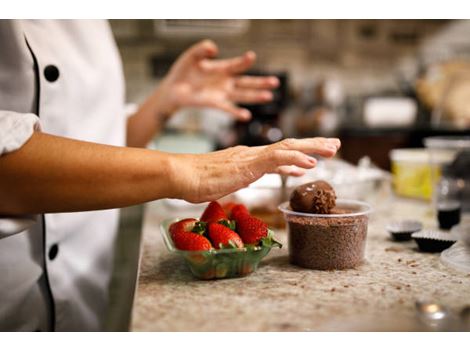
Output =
[
  {"x1": 412, "y1": 229, "x2": 458, "y2": 253},
  {"x1": 386, "y1": 220, "x2": 423, "y2": 242}
]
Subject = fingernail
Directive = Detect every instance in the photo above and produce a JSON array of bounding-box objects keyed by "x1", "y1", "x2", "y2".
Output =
[
  {"x1": 264, "y1": 92, "x2": 273, "y2": 100},
  {"x1": 270, "y1": 77, "x2": 280, "y2": 86},
  {"x1": 327, "y1": 138, "x2": 340, "y2": 146},
  {"x1": 241, "y1": 109, "x2": 251, "y2": 120},
  {"x1": 327, "y1": 145, "x2": 337, "y2": 152},
  {"x1": 307, "y1": 156, "x2": 317, "y2": 165}
]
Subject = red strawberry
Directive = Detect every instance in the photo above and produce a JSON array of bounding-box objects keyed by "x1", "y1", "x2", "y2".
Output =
[
  {"x1": 229, "y1": 204, "x2": 249, "y2": 220},
  {"x1": 170, "y1": 218, "x2": 196, "y2": 236},
  {"x1": 200, "y1": 201, "x2": 227, "y2": 223},
  {"x1": 235, "y1": 215, "x2": 269, "y2": 245},
  {"x1": 169, "y1": 218, "x2": 205, "y2": 240},
  {"x1": 222, "y1": 202, "x2": 237, "y2": 215},
  {"x1": 172, "y1": 231, "x2": 213, "y2": 251},
  {"x1": 208, "y1": 222, "x2": 244, "y2": 249},
  {"x1": 169, "y1": 218, "x2": 211, "y2": 251}
]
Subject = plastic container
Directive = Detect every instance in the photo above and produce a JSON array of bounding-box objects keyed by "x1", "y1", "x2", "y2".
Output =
[
  {"x1": 441, "y1": 242, "x2": 470, "y2": 274},
  {"x1": 160, "y1": 218, "x2": 278, "y2": 280},
  {"x1": 424, "y1": 136, "x2": 470, "y2": 211},
  {"x1": 451, "y1": 220, "x2": 470, "y2": 247},
  {"x1": 227, "y1": 158, "x2": 389, "y2": 229},
  {"x1": 389, "y1": 148, "x2": 448, "y2": 200},
  {"x1": 278, "y1": 199, "x2": 372, "y2": 270}
]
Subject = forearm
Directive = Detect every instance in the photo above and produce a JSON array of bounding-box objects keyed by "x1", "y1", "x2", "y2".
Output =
[
  {"x1": 0, "y1": 132, "x2": 177, "y2": 215},
  {"x1": 126, "y1": 83, "x2": 172, "y2": 148}
]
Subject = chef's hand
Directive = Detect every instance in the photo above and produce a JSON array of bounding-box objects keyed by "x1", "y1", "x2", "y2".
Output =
[
  {"x1": 170, "y1": 137, "x2": 341, "y2": 203},
  {"x1": 126, "y1": 40, "x2": 279, "y2": 148},
  {"x1": 158, "y1": 39, "x2": 279, "y2": 120},
  {"x1": 0, "y1": 133, "x2": 339, "y2": 215}
]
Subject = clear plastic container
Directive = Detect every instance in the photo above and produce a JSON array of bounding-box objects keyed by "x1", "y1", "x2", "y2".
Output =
[
  {"x1": 160, "y1": 218, "x2": 279, "y2": 280},
  {"x1": 278, "y1": 199, "x2": 372, "y2": 270},
  {"x1": 389, "y1": 148, "x2": 447, "y2": 200},
  {"x1": 424, "y1": 136, "x2": 470, "y2": 206},
  {"x1": 441, "y1": 242, "x2": 470, "y2": 274}
]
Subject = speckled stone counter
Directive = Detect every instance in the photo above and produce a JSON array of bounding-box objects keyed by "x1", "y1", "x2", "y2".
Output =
[{"x1": 130, "y1": 198, "x2": 470, "y2": 331}]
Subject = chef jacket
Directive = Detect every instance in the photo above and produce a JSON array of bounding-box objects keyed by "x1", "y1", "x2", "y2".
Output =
[{"x1": 0, "y1": 20, "x2": 126, "y2": 331}]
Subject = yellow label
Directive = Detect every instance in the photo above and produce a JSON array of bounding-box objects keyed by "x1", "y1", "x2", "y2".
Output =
[{"x1": 391, "y1": 162, "x2": 441, "y2": 200}]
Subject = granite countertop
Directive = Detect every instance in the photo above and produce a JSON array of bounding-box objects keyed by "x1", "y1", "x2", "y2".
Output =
[{"x1": 130, "y1": 197, "x2": 470, "y2": 331}]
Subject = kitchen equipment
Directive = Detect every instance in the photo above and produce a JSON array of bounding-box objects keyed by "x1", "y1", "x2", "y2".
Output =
[
  {"x1": 441, "y1": 240, "x2": 470, "y2": 274},
  {"x1": 424, "y1": 136, "x2": 470, "y2": 211},
  {"x1": 441, "y1": 242, "x2": 470, "y2": 273},
  {"x1": 279, "y1": 199, "x2": 372, "y2": 270},
  {"x1": 235, "y1": 71, "x2": 288, "y2": 146},
  {"x1": 451, "y1": 218, "x2": 470, "y2": 246},
  {"x1": 415, "y1": 301, "x2": 455, "y2": 331},
  {"x1": 153, "y1": 19, "x2": 250, "y2": 38},
  {"x1": 390, "y1": 148, "x2": 445, "y2": 200},
  {"x1": 363, "y1": 97, "x2": 417, "y2": 128},
  {"x1": 160, "y1": 218, "x2": 280, "y2": 280},
  {"x1": 415, "y1": 300, "x2": 470, "y2": 331}
]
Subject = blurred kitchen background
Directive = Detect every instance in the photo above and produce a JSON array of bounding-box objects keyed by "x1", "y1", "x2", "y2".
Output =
[
  {"x1": 106, "y1": 20, "x2": 470, "y2": 330},
  {"x1": 111, "y1": 19, "x2": 470, "y2": 168}
]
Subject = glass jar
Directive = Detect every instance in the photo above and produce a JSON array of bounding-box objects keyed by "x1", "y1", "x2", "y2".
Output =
[{"x1": 435, "y1": 174, "x2": 462, "y2": 230}]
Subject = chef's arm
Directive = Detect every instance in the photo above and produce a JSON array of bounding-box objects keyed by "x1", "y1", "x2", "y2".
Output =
[
  {"x1": 126, "y1": 87, "x2": 170, "y2": 148},
  {"x1": 0, "y1": 131, "x2": 340, "y2": 215},
  {"x1": 0, "y1": 131, "x2": 176, "y2": 215}
]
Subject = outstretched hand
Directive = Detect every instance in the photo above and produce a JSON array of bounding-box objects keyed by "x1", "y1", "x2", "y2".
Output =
[
  {"x1": 158, "y1": 40, "x2": 280, "y2": 120},
  {"x1": 170, "y1": 137, "x2": 341, "y2": 203}
]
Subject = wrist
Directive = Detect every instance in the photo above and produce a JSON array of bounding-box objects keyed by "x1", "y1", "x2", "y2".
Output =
[
  {"x1": 151, "y1": 78, "x2": 178, "y2": 119},
  {"x1": 164, "y1": 152, "x2": 201, "y2": 202}
]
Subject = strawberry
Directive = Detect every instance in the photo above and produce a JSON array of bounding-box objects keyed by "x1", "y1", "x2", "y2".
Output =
[
  {"x1": 235, "y1": 215, "x2": 269, "y2": 245},
  {"x1": 200, "y1": 201, "x2": 227, "y2": 223},
  {"x1": 221, "y1": 202, "x2": 237, "y2": 214},
  {"x1": 172, "y1": 231, "x2": 213, "y2": 251},
  {"x1": 169, "y1": 218, "x2": 205, "y2": 240},
  {"x1": 169, "y1": 218, "x2": 212, "y2": 251},
  {"x1": 208, "y1": 222, "x2": 244, "y2": 249},
  {"x1": 229, "y1": 204, "x2": 249, "y2": 220}
]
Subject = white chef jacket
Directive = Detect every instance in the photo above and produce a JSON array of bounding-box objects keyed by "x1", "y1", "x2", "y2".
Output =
[{"x1": 0, "y1": 20, "x2": 126, "y2": 331}]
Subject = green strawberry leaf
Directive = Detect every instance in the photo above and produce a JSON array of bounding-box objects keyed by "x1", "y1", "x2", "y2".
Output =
[
  {"x1": 218, "y1": 219, "x2": 236, "y2": 231},
  {"x1": 260, "y1": 229, "x2": 283, "y2": 248},
  {"x1": 219, "y1": 239, "x2": 240, "y2": 250},
  {"x1": 243, "y1": 243, "x2": 260, "y2": 251},
  {"x1": 191, "y1": 221, "x2": 207, "y2": 235}
]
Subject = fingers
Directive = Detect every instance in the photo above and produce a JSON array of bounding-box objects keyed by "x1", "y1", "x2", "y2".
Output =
[
  {"x1": 178, "y1": 40, "x2": 219, "y2": 68},
  {"x1": 212, "y1": 101, "x2": 252, "y2": 121},
  {"x1": 235, "y1": 76, "x2": 280, "y2": 89},
  {"x1": 276, "y1": 165, "x2": 307, "y2": 177},
  {"x1": 269, "y1": 137, "x2": 341, "y2": 158},
  {"x1": 262, "y1": 149, "x2": 317, "y2": 173},
  {"x1": 199, "y1": 51, "x2": 256, "y2": 75},
  {"x1": 229, "y1": 89, "x2": 273, "y2": 104}
]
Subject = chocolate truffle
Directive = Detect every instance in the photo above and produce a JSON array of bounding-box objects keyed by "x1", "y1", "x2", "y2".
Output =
[{"x1": 289, "y1": 180, "x2": 336, "y2": 214}]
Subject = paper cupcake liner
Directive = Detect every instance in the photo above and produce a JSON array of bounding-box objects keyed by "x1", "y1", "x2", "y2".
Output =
[
  {"x1": 386, "y1": 220, "x2": 423, "y2": 241},
  {"x1": 412, "y1": 229, "x2": 458, "y2": 253}
]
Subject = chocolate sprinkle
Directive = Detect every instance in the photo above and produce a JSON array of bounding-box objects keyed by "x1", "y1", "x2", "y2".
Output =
[{"x1": 286, "y1": 208, "x2": 368, "y2": 270}]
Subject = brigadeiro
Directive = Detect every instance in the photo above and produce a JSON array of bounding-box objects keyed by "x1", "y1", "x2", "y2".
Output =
[
  {"x1": 280, "y1": 180, "x2": 371, "y2": 270},
  {"x1": 289, "y1": 180, "x2": 336, "y2": 214}
]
